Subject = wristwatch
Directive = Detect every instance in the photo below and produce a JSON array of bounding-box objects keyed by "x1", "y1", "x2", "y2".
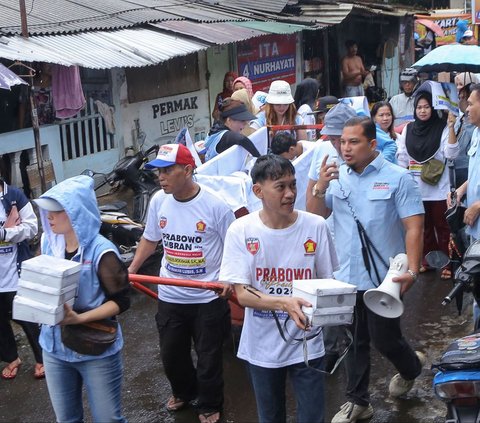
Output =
[
  {"x1": 407, "y1": 269, "x2": 418, "y2": 282},
  {"x1": 311, "y1": 184, "x2": 326, "y2": 199}
]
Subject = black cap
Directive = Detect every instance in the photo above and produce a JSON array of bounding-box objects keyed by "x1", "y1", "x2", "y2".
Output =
[
  {"x1": 221, "y1": 103, "x2": 256, "y2": 121},
  {"x1": 317, "y1": 96, "x2": 339, "y2": 113}
]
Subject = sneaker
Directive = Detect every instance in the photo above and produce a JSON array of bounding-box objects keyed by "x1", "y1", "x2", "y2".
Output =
[
  {"x1": 389, "y1": 351, "x2": 426, "y2": 398},
  {"x1": 331, "y1": 401, "x2": 374, "y2": 423}
]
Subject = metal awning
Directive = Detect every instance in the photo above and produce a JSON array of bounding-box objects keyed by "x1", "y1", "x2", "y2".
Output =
[
  {"x1": 151, "y1": 21, "x2": 266, "y2": 44},
  {"x1": 233, "y1": 21, "x2": 312, "y2": 34},
  {"x1": 0, "y1": 28, "x2": 210, "y2": 69}
]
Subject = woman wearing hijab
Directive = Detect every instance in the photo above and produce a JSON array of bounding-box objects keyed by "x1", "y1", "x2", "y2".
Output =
[
  {"x1": 397, "y1": 92, "x2": 459, "y2": 278},
  {"x1": 212, "y1": 71, "x2": 238, "y2": 121},
  {"x1": 233, "y1": 76, "x2": 253, "y2": 98},
  {"x1": 294, "y1": 78, "x2": 319, "y2": 141}
]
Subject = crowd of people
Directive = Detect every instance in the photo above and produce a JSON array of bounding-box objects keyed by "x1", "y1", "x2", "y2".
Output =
[{"x1": 3, "y1": 53, "x2": 480, "y2": 423}]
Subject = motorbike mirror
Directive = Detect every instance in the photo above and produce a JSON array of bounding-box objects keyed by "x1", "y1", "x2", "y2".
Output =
[
  {"x1": 81, "y1": 169, "x2": 95, "y2": 177},
  {"x1": 425, "y1": 250, "x2": 450, "y2": 269}
]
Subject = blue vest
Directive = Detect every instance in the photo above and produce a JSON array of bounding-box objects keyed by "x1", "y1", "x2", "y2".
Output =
[{"x1": 39, "y1": 234, "x2": 123, "y2": 362}]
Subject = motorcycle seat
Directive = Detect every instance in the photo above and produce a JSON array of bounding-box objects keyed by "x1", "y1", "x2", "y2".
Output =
[{"x1": 99, "y1": 201, "x2": 128, "y2": 213}]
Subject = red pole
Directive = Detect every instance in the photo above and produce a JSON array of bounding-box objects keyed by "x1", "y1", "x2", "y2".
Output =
[{"x1": 129, "y1": 274, "x2": 242, "y2": 307}]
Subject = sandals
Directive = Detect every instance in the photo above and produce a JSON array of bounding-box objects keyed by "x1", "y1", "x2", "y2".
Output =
[
  {"x1": 34, "y1": 363, "x2": 45, "y2": 379},
  {"x1": 198, "y1": 411, "x2": 221, "y2": 423},
  {"x1": 166, "y1": 396, "x2": 187, "y2": 412},
  {"x1": 441, "y1": 268, "x2": 453, "y2": 280},
  {"x1": 1, "y1": 358, "x2": 22, "y2": 380}
]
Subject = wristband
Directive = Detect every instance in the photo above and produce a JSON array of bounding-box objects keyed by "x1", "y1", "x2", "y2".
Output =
[
  {"x1": 407, "y1": 269, "x2": 418, "y2": 282},
  {"x1": 312, "y1": 184, "x2": 326, "y2": 199}
]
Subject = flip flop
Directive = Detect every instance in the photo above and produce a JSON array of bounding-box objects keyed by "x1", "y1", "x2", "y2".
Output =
[
  {"x1": 1, "y1": 358, "x2": 22, "y2": 380},
  {"x1": 166, "y1": 396, "x2": 187, "y2": 412},
  {"x1": 441, "y1": 268, "x2": 452, "y2": 280},
  {"x1": 34, "y1": 363, "x2": 45, "y2": 379},
  {"x1": 198, "y1": 411, "x2": 221, "y2": 423}
]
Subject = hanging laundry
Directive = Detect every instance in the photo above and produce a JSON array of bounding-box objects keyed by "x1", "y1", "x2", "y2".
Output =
[
  {"x1": 94, "y1": 100, "x2": 116, "y2": 134},
  {"x1": 51, "y1": 65, "x2": 86, "y2": 119}
]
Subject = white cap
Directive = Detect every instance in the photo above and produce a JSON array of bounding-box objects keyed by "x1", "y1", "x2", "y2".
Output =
[
  {"x1": 33, "y1": 198, "x2": 64, "y2": 211},
  {"x1": 463, "y1": 29, "x2": 474, "y2": 38}
]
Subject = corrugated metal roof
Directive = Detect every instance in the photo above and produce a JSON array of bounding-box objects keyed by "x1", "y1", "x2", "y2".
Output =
[
  {"x1": 0, "y1": 0, "x2": 183, "y2": 35},
  {"x1": 216, "y1": 0, "x2": 289, "y2": 13},
  {"x1": 151, "y1": 21, "x2": 265, "y2": 44},
  {"x1": 0, "y1": 28, "x2": 209, "y2": 68},
  {"x1": 233, "y1": 20, "x2": 311, "y2": 34},
  {"x1": 0, "y1": 0, "x2": 271, "y2": 36},
  {"x1": 157, "y1": 4, "x2": 253, "y2": 22},
  {"x1": 288, "y1": 1, "x2": 414, "y2": 26}
]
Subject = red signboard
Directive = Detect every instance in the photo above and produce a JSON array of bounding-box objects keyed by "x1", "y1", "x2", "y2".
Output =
[{"x1": 237, "y1": 34, "x2": 297, "y2": 93}]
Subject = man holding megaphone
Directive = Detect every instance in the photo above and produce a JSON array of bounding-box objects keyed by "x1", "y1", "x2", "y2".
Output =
[{"x1": 314, "y1": 116, "x2": 426, "y2": 423}]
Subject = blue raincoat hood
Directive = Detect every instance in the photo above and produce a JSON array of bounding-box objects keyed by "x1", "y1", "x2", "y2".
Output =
[{"x1": 37, "y1": 175, "x2": 101, "y2": 256}]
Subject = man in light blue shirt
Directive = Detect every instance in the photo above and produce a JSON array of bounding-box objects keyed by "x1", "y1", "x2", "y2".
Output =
[
  {"x1": 315, "y1": 116, "x2": 425, "y2": 423},
  {"x1": 455, "y1": 85, "x2": 480, "y2": 240}
]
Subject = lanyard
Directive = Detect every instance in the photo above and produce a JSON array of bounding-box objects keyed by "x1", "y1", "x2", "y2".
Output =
[{"x1": 338, "y1": 180, "x2": 389, "y2": 287}]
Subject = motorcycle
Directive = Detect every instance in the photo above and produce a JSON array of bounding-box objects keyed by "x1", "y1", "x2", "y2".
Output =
[
  {"x1": 427, "y1": 238, "x2": 480, "y2": 423},
  {"x1": 83, "y1": 144, "x2": 163, "y2": 274}
]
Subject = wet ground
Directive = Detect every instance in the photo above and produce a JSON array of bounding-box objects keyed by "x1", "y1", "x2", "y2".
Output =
[{"x1": 0, "y1": 269, "x2": 473, "y2": 422}]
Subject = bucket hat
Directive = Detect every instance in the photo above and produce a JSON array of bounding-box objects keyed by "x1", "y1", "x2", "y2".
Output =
[{"x1": 266, "y1": 80, "x2": 294, "y2": 105}]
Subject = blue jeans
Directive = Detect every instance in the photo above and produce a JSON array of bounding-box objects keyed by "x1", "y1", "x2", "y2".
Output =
[
  {"x1": 247, "y1": 357, "x2": 325, "y2": 423},
  {"x1": 43, "y1": 351, "x2": 126, "y2": 423}
]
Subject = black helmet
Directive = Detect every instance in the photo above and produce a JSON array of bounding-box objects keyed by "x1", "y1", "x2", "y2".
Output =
[{"x1": 400, "y1": 67, "x2": 418, "y2": 83}]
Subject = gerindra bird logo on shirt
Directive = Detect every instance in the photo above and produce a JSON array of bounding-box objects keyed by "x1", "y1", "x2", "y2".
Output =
[
  {"x1": 304, "y1": 239, "x2": 316, "y2": 255},
  {"x1": 159, "y1": 216, "x2": 167, "y2": 229},
  {"x1": 246, "y1": 237, "x2": 260, "y2": 255},
  {"x1": 196, "y1": 220, "x2": 206, "y2": 233}
]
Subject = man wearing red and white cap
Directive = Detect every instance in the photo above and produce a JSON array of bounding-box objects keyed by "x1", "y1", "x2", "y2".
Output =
[{"x1": 128, "y1": 143, "x2": 235, "y2": 423}]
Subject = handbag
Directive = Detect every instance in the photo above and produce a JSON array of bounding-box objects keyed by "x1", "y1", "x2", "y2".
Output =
[
  {"x1": 445, "y1": 199, "x2": 466, "y2": 234},
  {"x1": 420, "y1": 158, "x2": 446, "y2": 185},
  {"x1": 61, "y1": 319, "x2": 118, "y2": 356}
]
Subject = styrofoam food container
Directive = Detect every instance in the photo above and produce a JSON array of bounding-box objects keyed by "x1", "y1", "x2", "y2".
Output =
[
  {"x1": 302, "y1": 306, "x2": 354, "y2": 327},
  {"x1": 13, "y1": 295, "x2": 74, "y2": 325},
  {"x1": 20, "y1": 255, "x2": 81, "y2": 290},
  {"x1": 18, "y1": 279, "x2": 77, "y2": 306},
  {"x1": 293, "y1": 279, "x2": 357, "y2": 308}
]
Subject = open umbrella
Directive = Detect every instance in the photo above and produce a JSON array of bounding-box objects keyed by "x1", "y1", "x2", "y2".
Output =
[
  {"x1": 0, "y1": 63, "x2": 28, "y2": 90},
  {"x1": 416, "y1": 18, "x2": 445, "y2": 37},
  {"x1": 412, "y1": 44, "x2": 480, "y2": 73}
]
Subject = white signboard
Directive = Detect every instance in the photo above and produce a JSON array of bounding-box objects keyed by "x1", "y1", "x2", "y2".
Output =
[{"x1": 128, "y1": 89, "x2": 211, "y2": 149}]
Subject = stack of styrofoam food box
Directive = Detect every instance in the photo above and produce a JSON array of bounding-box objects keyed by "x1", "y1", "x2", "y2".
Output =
[
  {"x1": 292, "y1": 279, "x2": 357, "y2": 327},
  {"x1": 13, "y1": 255, "x2": 81, "y2": 325}
]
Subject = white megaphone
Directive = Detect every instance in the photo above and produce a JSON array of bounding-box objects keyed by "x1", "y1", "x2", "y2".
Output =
[{"x1": 363, "y1": 253, "x2": 408, "y2": 318}]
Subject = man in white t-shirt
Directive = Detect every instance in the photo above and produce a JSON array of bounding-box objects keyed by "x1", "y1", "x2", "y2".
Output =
[
  {"x1": 128, "y1": 143, "x2": 235, "y2": 423},
  {"x1": 220, "y1": 154, "x2": 338, "y2": 423}
]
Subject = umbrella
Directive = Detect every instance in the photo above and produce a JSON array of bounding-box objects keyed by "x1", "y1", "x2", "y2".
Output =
[
  {"x1": 0, "y1": 63, "x2": 28, "y2": 90},
  {"x1": 416, "y1": 18, "x2": 445, "y2": 37},
  {"x1": 412, "y1": 44, "x2": 480, "y2": 73}
]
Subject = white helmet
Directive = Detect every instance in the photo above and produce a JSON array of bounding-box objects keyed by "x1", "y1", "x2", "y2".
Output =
[{"x1": 400, "y1": 67, "x2": 418, "y2": 84}]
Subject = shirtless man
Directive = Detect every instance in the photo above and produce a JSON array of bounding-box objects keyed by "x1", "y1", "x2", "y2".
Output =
[{"x1": 341, "y1": 40, "x2": 369, "y2": 97}]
